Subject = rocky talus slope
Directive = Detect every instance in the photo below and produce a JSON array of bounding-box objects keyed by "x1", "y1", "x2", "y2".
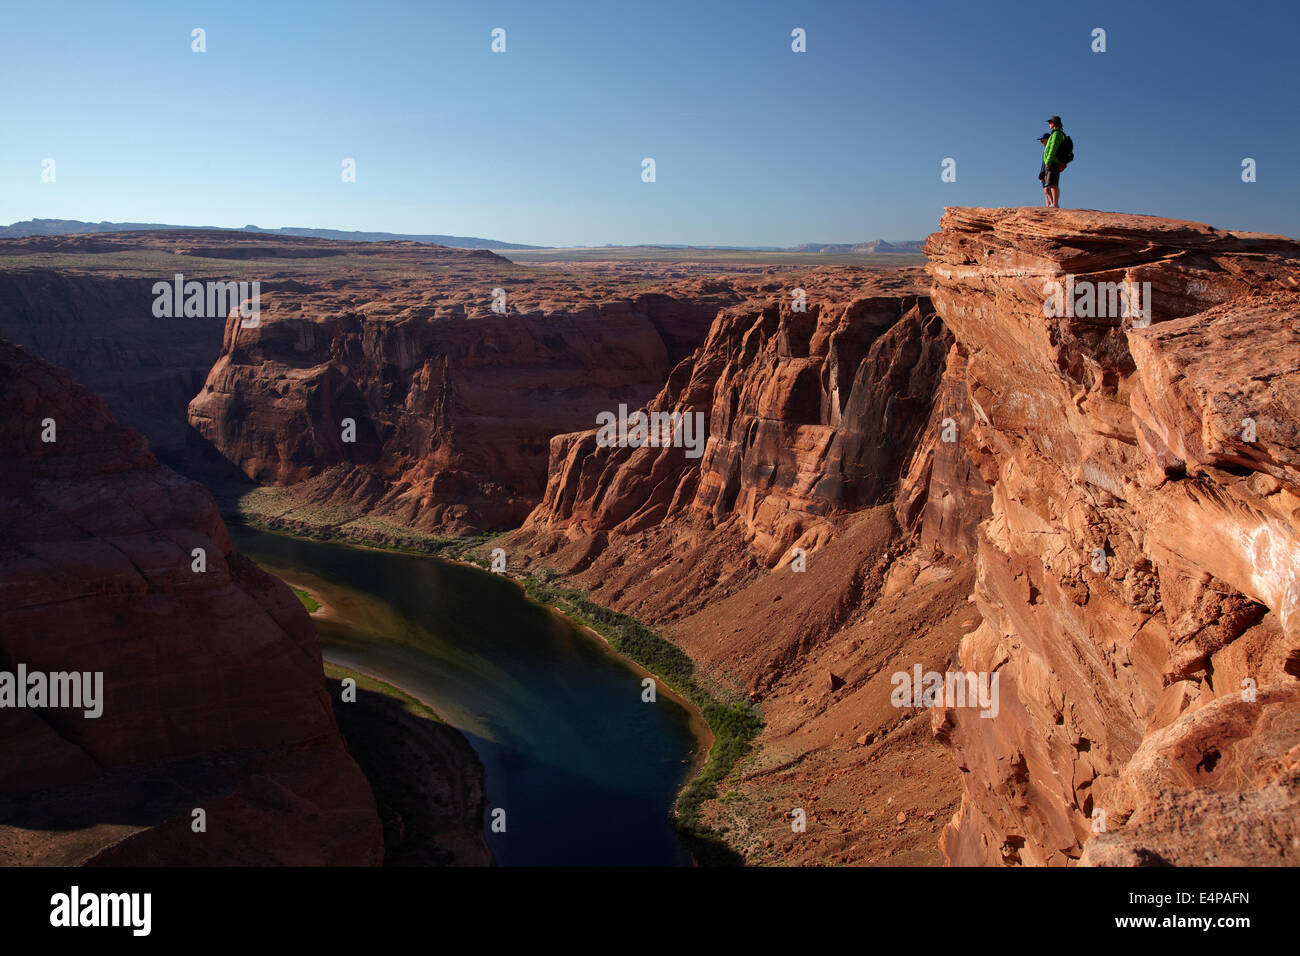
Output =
[
  {"x1": 0, "y1": 338, "x2": 384, "y2": 865},
  {"x1": 918, "y1": 208, "x2": 1300, "y2": 866}
]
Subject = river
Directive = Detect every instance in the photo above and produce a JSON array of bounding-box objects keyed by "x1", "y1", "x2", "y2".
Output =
[{"x1": 230, "y1": 526, "x2": 700, "y2": 866}]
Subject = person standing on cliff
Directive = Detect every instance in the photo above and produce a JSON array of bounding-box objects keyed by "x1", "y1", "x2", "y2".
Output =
[
  {"x1": 1036, "y1": 133, "x2": 1052, "y2": 206},
  {"x1": 1042, "y1": 116, "x2": 1067, "y2": 207}
]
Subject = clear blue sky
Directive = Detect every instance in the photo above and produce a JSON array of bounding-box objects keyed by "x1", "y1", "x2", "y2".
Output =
[{"x1": 2, "y1": 0, "x2": 1295, "y2": 245}]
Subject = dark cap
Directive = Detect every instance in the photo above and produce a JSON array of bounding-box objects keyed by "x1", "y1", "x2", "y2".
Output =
[
  {"x1": 1046, "y1": 115, "x2": 1062, "y2": 126},
  {"x1": 1038, "y1": 133, "x2": 1050, "y2": 142}
]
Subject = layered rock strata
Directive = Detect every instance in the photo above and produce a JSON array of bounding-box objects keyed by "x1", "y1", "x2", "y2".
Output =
[
  {"x1": 187, "y1": 276, "x2": 746, "y2": 533},
  {"x1": 523, "y1": 271, "x2": 946, "y2": 568},
  {"x1": 922, "y1": 207, "x2": 1300, "y2": 866}
]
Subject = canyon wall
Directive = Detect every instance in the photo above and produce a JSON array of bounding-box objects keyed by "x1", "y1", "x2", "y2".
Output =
[
  {"x1": 504, "y1": 210, "x2": 1300, "y2": 867},
  {"x1": 920, "y1": 208, "x2": 1300, "y2": 865},
  {"x1": 189, "y1": 279, "x2": 737, "y2": 534},
  {"x1": 0, "y1": 231, "x2": 737, "y2": 535},
  {"x1": 0, "y1": 270, "x2": 224, "y2": 462},
  {"x1": 0, "y1": 231, "x2": 501, "y2": 464},
  {"x1": 12, "y1": 218, "x2": 1295, "y2": 867},
  {"x1": 0, "y1": 337, "x2": 383, "y2": 865},
  {"x1": 522, "y1": 270, "x2": 945, "y2": 567}
]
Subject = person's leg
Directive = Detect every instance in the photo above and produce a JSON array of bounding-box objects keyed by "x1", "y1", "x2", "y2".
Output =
[
  {"x1": 1049, "y1": 184, "x2": 1060, "y2": 207},
  {"x1": 1043, "y1": 186, "x2": 1051, "y2": 206}
]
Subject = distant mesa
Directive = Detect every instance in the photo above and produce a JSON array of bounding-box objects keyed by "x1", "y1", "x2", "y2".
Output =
[
  {"x1": 0, "y1": 218, "x2": 546, "y2": 251},
  {"x1": 788, "y1": 240, "x2": 926, "y2": 254},
  {"x1": 0, "y1": 219, "x2": 923, "y2": 255}
]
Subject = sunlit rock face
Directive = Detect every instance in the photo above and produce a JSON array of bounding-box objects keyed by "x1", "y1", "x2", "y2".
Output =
[
  {"x1": 924, "y1": 207, "x2": 1300, "y2": 866},
  {"x1": 524, "y1": 271, "x2": 948, "y2": 567}
]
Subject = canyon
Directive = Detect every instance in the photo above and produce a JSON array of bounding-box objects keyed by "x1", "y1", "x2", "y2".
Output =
[
  {"x1": 2, "y1": 210, "x2": 1297, "y2": 867},
  {"x1": 499, "y1": 208, "x2": 1300, "y2": 865}
]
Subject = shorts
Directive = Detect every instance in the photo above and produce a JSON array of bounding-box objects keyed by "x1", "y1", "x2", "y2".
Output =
[{"x1": 1043, "y1": 164, "x2": 1060, "y2": 188}]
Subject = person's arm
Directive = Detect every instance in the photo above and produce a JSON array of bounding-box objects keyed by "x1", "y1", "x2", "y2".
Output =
[{"x1": 1043, "y1": 131, "x2": 1061, "y2": 167}]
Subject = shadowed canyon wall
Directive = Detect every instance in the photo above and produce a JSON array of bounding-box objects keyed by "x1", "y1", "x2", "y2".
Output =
[
  {"x1": 0, "y1": 271, "x2": 224, "y2": 462},
  {"x1": 0, "y1": 338, "x2": 384, "y2": 865}
]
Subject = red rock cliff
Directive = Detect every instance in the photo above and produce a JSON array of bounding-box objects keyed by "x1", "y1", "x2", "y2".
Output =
[
  {"x1": 920, "y1": 208, "x2": 1300, "y2": 866},
  {"x1": 523, "y1": 270, "x2": 949, "y2": 567},
  {"x1": 506, "y1": 213, "x2": 1300, "y2": 868},
  {"x1": 189, "y1": 277, "x2": 737, "y2": 533}
]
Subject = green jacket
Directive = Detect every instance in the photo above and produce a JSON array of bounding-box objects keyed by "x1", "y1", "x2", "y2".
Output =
[{"x1": 1043, "y1": 129, "x2": 1066, "y2": 166}]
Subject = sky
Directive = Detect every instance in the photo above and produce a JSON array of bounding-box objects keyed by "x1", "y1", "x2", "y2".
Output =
[{"x1": 2, "y1": 0, "x2": 1296, "y2": 246}]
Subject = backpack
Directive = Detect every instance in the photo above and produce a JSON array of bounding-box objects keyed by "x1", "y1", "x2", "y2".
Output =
[{"x1": 1058, "y1": 133, "x2": 1075, "y2": 165}]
